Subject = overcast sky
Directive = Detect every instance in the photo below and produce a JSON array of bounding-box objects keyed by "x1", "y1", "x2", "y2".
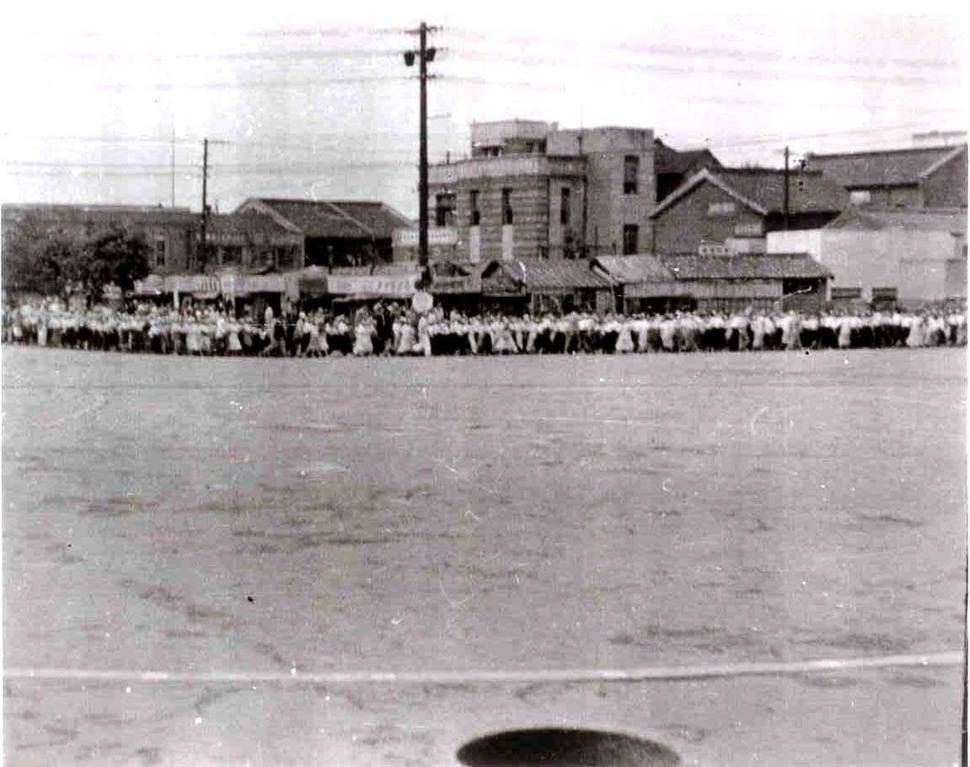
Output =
[{"x1": 2, "y1": 1, "x2": 966, "y2": 218}]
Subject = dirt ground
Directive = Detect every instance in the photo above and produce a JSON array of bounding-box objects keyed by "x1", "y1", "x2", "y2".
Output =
[{"x1": 2, "y1": 346, "x2": 966, "y2": 766}]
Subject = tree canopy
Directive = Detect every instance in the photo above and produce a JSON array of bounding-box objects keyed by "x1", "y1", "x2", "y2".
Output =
[{"x1": 3, "y1": 223, "x2": 151, "y2": 304}]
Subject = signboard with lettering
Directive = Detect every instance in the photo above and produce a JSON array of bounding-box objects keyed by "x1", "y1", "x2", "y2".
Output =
[
  {"x1": 392, "y1": 227, "x2": 458, "y2": 247},
  {"x1": 325, "y1": 275, "x2": 417, "y2": 297},
  {"x1": 698, "y1": 244, "x2": 733, "y2": 256},
  {"x1": 165, "y1": 275, "x2": 221, "y2": 294}
]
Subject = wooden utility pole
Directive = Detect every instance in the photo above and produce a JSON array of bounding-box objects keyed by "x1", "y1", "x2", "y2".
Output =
[
  {"x1": 783, "y1": 145, "x2": 790, "y2": 231},
  {"x1": 418, "y1": 22, "x2": 429, "y2": 270},
  {"x1": 405, "y1": 22, "x2": 436, "y2": 283},
  {"x1": 200, "y1": 137, "x2": 209, "y2": 271}
]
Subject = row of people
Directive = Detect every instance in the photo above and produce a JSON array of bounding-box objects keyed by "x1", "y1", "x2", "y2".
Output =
[{"x1": 3, "y1": 300, "x2": 966, "y2": 357}]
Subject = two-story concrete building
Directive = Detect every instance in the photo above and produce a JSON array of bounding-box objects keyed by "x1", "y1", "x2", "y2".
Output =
[{"x1": 426, "y1": 120, "x2": 714, "y2": 264}]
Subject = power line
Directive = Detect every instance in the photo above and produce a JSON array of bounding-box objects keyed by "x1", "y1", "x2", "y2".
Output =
[
  {"x1": 435, "y1": 75, "x2": 960, "y2": 110},
  {"x1": 68, "y1": 75, "x2": 414, "y2": 92},
  {"x1": 445, "y1": 26, "x2": 963, "y2": 71},
  {"x1": 688, "y1": 119, "x2": 969, "y2": 151},
  {"x1": 24, "y1": 48, "x2": 411, "y2": 63},
  {"x1": 3, "y1": 162, "x2": 415, "y2": 177},
  {"x1": 443, "y1": 53, "x2": 960, "y2": 86},
  {"x1": 15, "y1": 26, "x2": 397, "y2": 42},
  {"x1": 0, "y1": 130, "x2": 460, "y2": 147}
]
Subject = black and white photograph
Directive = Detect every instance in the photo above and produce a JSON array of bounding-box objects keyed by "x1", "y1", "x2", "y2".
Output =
[{"x1": 1, "y1": 2, "x2": 967, "y2": 765}]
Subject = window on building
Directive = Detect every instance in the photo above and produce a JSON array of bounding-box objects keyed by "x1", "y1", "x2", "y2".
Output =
[
  {"x1": 783, "y1": 278, "x2": 819, "y2": 296},
  {"x1": 623, "y1": 224, "x2": 639, "y2": 255},
  {"x1": 154, "y1": 237, "x2": 167, "y2": 268},
  {"x1": 850, "y1": 190, "x2": 872, "y2": 206},
  {"x1": 502, "y1": 188, "x2": 514, "y2": 225},
  {"x1": 708, "y1": 201, "x2": 736, "y2": 216},
  {"x1": 470, "y1": 190, "x2": 481, "y2": 226},
  {"x1": 734, "y1": 221, "x2": 763, "y2": 237},
  {"x1": 560, "y1": 187, "x2": 571, "y2": 226},
  {"x1": 435, "y1": 192, "x2": 456, "y2": 227},
  {"x1": 830, "y1": 286, "x2": 863, "y2": 301},
  {"x1": 623, "y1": 155, "x2": 639, "y2": 194},
  {"x1": 222, "y1": 245, "x2": 243, "y2": 265},
  {"x1": 871, "y1": 287, "x2": 898, "y2": 304}
]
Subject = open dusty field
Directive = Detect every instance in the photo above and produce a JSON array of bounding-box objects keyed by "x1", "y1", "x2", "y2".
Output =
[{"x1": 2, "y1": 346, "x2": 966, "y2": 766}]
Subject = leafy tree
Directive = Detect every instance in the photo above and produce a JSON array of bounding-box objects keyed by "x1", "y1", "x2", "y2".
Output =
[
  {"x1": 78, "y1": 226, "x2": 151, "y2": 302},
  {"x1": 2, "y1": 221, "x2": 150, "y2": 304},
  {"x1": 2, "y1": 220, "x2": 81, "y2": 297}
]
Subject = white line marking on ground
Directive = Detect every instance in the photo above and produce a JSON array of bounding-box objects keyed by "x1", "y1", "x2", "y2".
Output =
[{"x1": 4, "y1": 651, "x2": 961, "y2": 686}]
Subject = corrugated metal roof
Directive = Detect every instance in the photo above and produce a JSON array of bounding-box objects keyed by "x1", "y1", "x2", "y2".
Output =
[
  {"x1": 243, "y1": 199, "x2": 413, "y2": 239},
  {"x1": 484, "y1": 258, "x2": 612, "y2": 290},
  {"x1": 594, "y1": 255, "x2": 675, "y2": 284},
  {"x1": 207, "y1": 212, "x2": 300, "y2": 237},
  {"x1": 329, "y1": 263, "x2": 419, "y2": 276},
  {"x1": 659, "y1": 254, "x2": 833, "y2": 280},
  {"x1": 805, "y1": 145, "x2": 966, "y2": 188}
]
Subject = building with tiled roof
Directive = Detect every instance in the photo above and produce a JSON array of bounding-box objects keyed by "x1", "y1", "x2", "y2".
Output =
[
  {"x1": 649, "y1": 167, "x2": 849, "y2": 255},
  {"x1": 236, "y1": 198, "x2": 415, "y2": 267},
  {"x1": 593, "y1": 254, "x2": 675, "y2": 285},
  {"x1": 657, "y1": 253, "x2": 833, "y2": 281},
  {"x1": 479, "y1": 256, "x2": 612, "y2": 314},
  {"x1": 588, "y1": 253, "x2": 831, "y2": 313},
  {"x1": 804, "y1": 144, "x2": 967, "y2": 210}
]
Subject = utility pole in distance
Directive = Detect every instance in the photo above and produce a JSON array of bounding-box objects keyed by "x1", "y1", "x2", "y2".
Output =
[
  {"x1": 783, "y1": 145, "x2": 790, "y2": 231},
  {"x1": 404, "y1": 22, "x2": 437, "y2": 286},
  {"x1": 200, "y1": 137, "x2": 209, "y2": 272}
]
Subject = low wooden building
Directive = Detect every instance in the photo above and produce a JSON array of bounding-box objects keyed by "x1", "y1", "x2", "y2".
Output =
[
  {"x1": 656, "y1": 254, "x2": 832, "y2": 313},
  {"x1": 235, "y1": 198, "x2": 415, "y2": 267},
  {"x1": 592, "y1": 255, "x2": 689, "y2": 314},
  {"x1": 479, "y1": 257, "x2": 613, "y2": 315}
]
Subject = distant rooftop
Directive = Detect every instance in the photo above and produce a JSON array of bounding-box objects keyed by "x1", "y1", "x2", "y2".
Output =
[
  {"x1": 825, "y1": 207, "x2": 967, "y2": 235},
  {"x1": 651, "y1": 167, "x2": 848, "y2": 219},
  {"x1": 804, "y1": 144, "x2": 967, "y2": 188},
  {"x1": 238, "y1": 198, "x2": 414, "y2": 240}
]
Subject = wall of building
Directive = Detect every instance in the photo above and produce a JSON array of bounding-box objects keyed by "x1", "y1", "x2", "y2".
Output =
[
  {"x1": 429, "y1": 154, "x2": 589, "y2": 262},
  {"x1": 922, "y1": 151, "x2": 968, "y2": 209},
  {"x1": 652, "y1": 182, "x2": 765, "y2": 254},
  {"x1": 945, "y1": 258, "x2": 967, "y2": 298},
  {"x1": 144, "y1": 224, "x2": 194, "y2": 272},
  {"x1": 853, "y1": 185, "x2": 924, "y2": 210},
  {"x1": 551, "y1": 128, "x2": 656, "y2": 255},
  {"x1": 441, "y1": 175, "x2": 550, "y2": 261},
  {"x1": 769, "y1": 228, "x2": 960, "y2": 302},
  {"x1": 546, "y1": 177, "x2": 586, "y2": 257}
]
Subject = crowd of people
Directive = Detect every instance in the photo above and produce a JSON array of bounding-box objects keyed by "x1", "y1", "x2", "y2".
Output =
[{"x1": 2, "y1": 297, "x2": 966, "y2": 358}]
